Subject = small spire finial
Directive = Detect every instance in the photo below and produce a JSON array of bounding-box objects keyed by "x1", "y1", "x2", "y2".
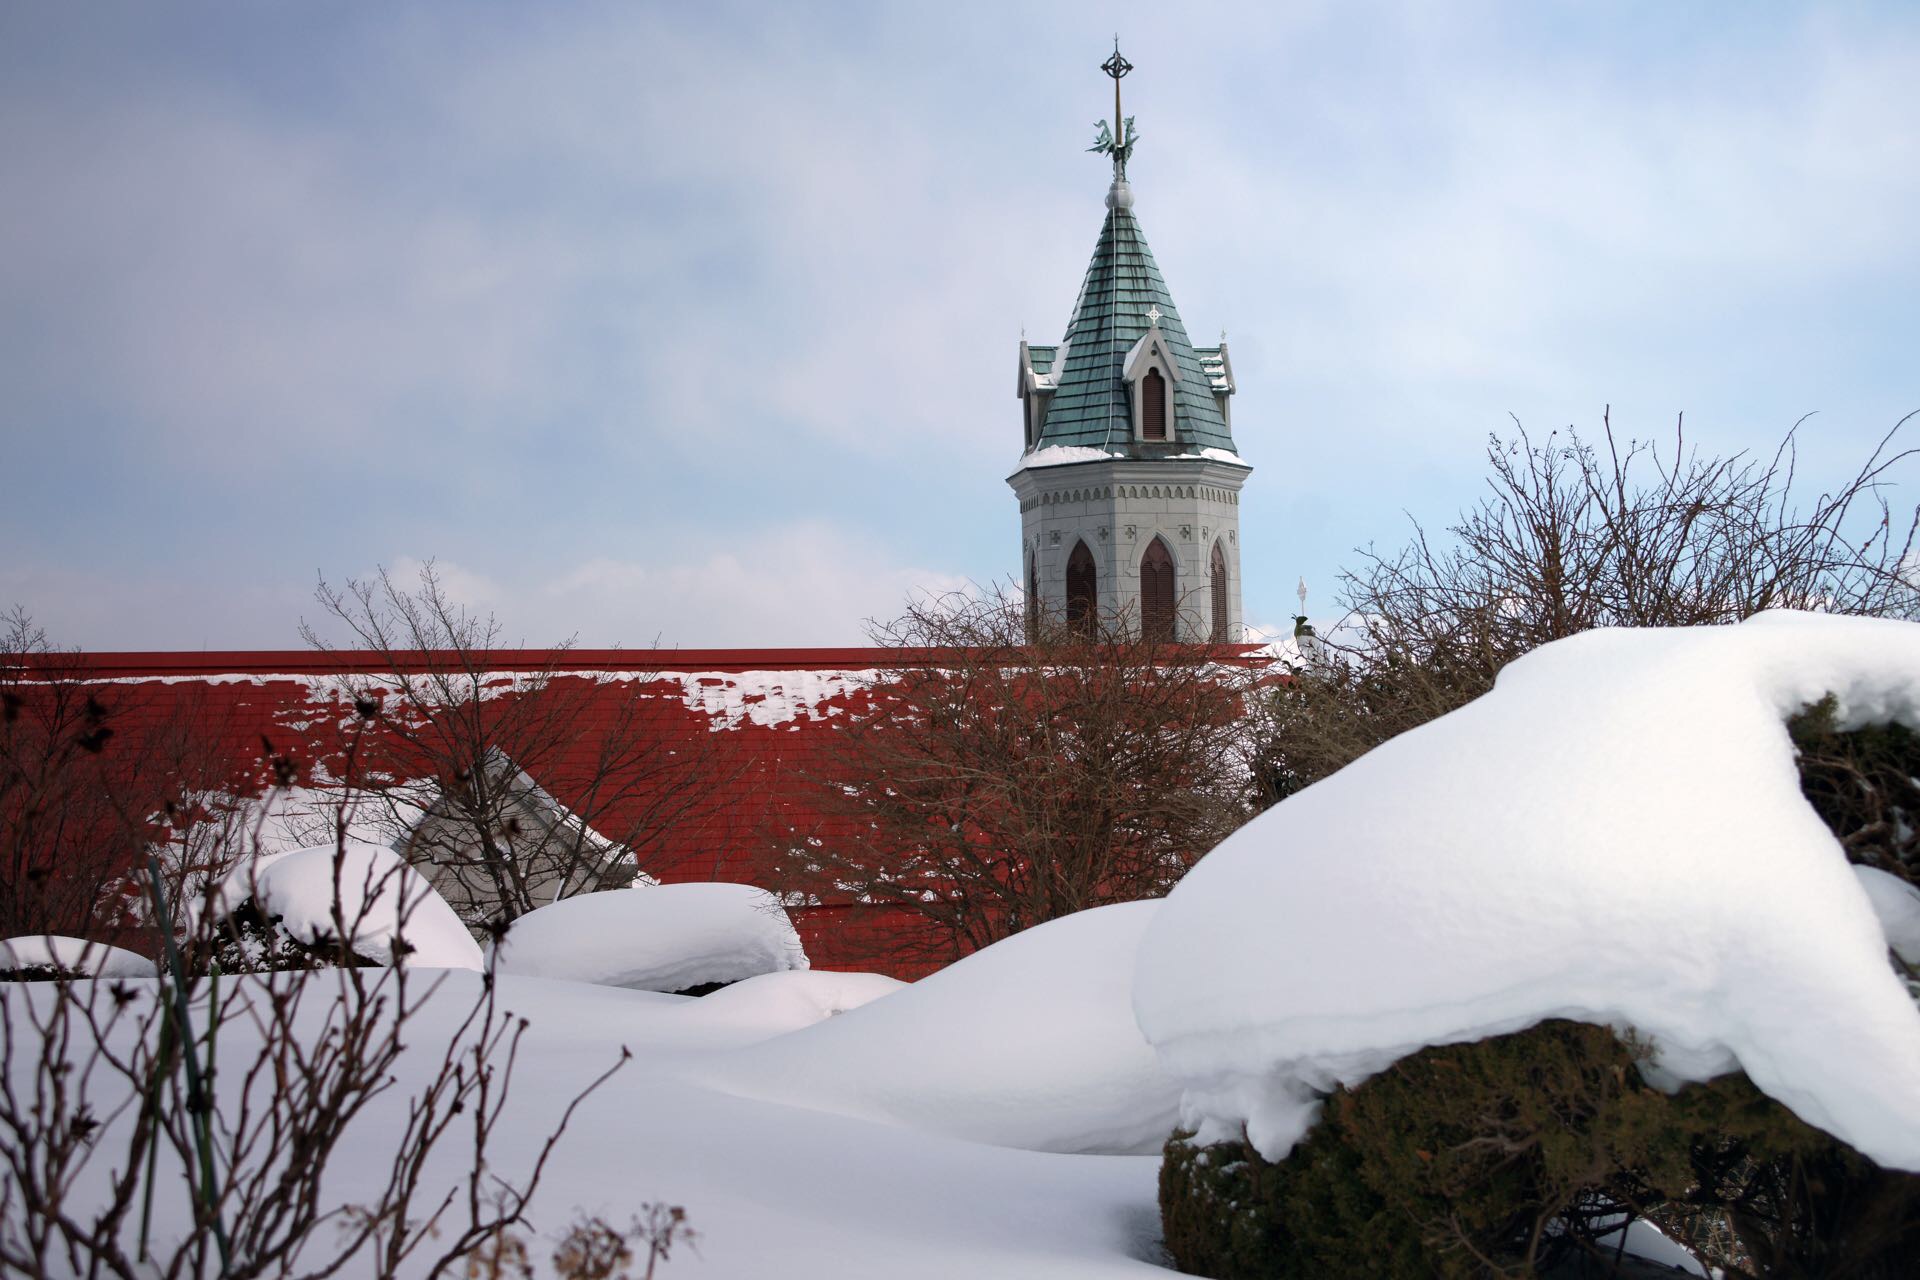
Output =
[{"x1": 1092, "y1": 41, "x2": 1138, "y2": 185}]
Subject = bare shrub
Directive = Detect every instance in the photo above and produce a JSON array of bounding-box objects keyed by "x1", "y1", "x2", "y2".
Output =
[
  {"x1": 301, "y1": 562, "x2": 726, "y2": 927},
  {"x1": 769, "y1": 585, "x2": 1262, "y2": 966},
  {"x1": 0, "y1": 679, "x2": 632, "y2": 1277},
  {"x1": 1257, "y1": 412, "x2": 1920, "y2": 801}
]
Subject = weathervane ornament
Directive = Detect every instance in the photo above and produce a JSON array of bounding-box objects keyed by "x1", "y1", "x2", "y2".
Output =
[{"x1": 1090, "y1": 38, "x2": 1139, "y2": 177}]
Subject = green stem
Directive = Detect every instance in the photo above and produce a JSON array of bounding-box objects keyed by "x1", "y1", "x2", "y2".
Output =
[
  {"x1": 135, "y1": 1004, "x2": 173, "y2": 1262},
  {"x1": 143, "y1": 852, "x2": 233, "y2": 1274}
]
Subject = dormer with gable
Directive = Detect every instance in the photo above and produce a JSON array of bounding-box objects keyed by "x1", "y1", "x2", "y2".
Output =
[{"x1": 1008, "y1": 46, "x2": 1253, "y2": 644}]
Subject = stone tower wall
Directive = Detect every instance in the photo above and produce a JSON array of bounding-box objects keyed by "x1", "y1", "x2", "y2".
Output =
[{"x1": 1010, "y1": 457, "x2": 1248, "y2": 641}]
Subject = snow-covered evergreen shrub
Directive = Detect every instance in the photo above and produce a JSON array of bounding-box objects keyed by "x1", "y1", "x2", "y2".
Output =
[
  {"x1": 1164, "y1": 709, "x2": 1920, "y2": 1279},
  {"x1": 192, "y1": 897, "x2": 377, "y2": 972},
  {"x1": 1160, "y1": 1020, "x2": 1920, "y2": 1279}
]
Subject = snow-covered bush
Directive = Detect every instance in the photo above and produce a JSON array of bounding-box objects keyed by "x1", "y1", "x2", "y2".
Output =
[
  {"x1": 1162, "y1": 1020, "x2": 1920, "y2": 1279},
  {"x1": 204, "y1": 839, "x2": 482, "y2": 971},
  {"x1": 1138, "y1": 614, "x2": 1920, "y2": 1170},
  {"x1": 0, "y1": 934, "x2": 153, "y2": 981},
  {"x1": 490, "y1": 882, "x2": 806, "y2": 993},
  {"x1": 1151, "y1": 613, "x2": 1920, "y2": 1277}
]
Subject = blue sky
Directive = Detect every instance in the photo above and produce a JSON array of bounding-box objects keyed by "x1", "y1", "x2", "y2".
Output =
[{"x1": 4, "y1": 2, "x2": 1917, "y2": 649}]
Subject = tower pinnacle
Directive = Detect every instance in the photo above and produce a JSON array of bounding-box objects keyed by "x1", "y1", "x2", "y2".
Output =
[{"x1": 1092, "y1": 39, "x2": 1138, "y2": 204}]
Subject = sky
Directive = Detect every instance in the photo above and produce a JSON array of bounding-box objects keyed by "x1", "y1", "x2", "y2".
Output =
[{"x1": 3, "y1": 1, "x2": 1918, "y2": 651}]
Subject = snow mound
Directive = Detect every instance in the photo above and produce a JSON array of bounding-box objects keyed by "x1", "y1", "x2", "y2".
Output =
[
  {"x1": 218, "y1": 839, "x2": 483, "y2": 970},
  {"x1": 492, "y1": 883, "x2": 808, "y2": 993},
  {"x1": 689, "y1": 969, "x2": 904, "y2": 1029},
  {"x1": 1133, "y1": 612, "x2": 1920, "y2": 1170},
  {"x1": 0, "y1": 935, "x2": 156, "y2": 978},
  {"x1": 706, "y1": 901, "x2": 1180, "y2": 1155}
]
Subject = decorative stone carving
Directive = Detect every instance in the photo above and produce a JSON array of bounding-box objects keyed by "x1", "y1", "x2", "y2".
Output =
[{"x1": 1050, "y1": 530, "x2": 1061, "y2": 546}]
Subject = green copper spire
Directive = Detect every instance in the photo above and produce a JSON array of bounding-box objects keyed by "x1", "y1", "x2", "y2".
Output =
[{"x1": 1027, "y1": 47, "x2": 1239, "y2": 457}]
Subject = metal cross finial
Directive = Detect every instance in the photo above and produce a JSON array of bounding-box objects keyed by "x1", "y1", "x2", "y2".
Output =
[
  {"x1": 1144, "y1": 304, "x2": 1162, "y2": 327},
  {"x1": 1106, "y1": 41, "x2": 1131, "y2": 180},
  {"x1": 1090, "y1": 41, "x2": 1139, "y2": 181}
]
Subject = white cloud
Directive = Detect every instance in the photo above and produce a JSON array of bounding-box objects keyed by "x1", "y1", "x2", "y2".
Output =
[{"x1": 534, "y1": 522, "x2": 974, "y2": 649}]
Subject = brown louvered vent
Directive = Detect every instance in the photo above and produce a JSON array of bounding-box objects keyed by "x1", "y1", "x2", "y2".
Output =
[
  {"x1": 1141, "y1": 537, "x2": 1175, "y2": 642},
  {"x1": 1142, "y1": 368, "x2": 1167, "y2": 440},
  {"x1": 1066, "y1": 541, "x2": 1097, "y2": 637},
  {"x1": 1210, "y1": 540, "x2": 1229, "y2": 642}
]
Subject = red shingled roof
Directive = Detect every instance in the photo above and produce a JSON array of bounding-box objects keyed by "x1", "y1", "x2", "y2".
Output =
[
  {"x1": 13, "y1": 644, "x2": 1268, "y2": 977},
  {"x1": 16, "y1": 648, "x2": 958, "y2": 973}
]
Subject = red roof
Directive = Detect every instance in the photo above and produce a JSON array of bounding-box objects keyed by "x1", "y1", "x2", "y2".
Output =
[{"x1": 11, "y1": 644, "x2": 1266, "y2": 977}]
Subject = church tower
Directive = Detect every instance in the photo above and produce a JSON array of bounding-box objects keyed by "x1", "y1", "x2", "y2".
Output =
[{"x1": 1009, "y1": 46, "x2": 1251, "y2": 643}]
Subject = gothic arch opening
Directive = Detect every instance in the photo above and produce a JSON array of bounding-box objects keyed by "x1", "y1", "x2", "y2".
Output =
[
  {"x1": 1066, "y1": 540, "x2": 1097, "y2": 637},
  {"x1": 1025, "y1": 551, "x2": 1040, "y2": 643},
  {"x1": 1140, "y1": 537, "x2": 1175, "y2": 643},
  {"x1": 1210, "y1": 539, "x2": 1229, "y2": 643},
  {"x1": 1142, "y1": 368, "x2": 1167, "y2": 440}
]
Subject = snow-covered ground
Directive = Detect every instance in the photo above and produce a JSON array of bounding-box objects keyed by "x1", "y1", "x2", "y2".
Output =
[
  {"x1": 706, "y1": 900, "x2": 1180, "y2": 1154},
  {"x1": 459, "y1": 971, "x2": 1171, "y2": 1278},
  {"x1": 6, "y1": 966, "x2": 1170, "y2": 1279}
]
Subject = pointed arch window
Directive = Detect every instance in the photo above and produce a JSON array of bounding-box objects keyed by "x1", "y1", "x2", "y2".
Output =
[
  {"x1": 1140, "y1": 537, "x2": 1175, "y2": 643},
  {"x1": 1210, "y1": 540, "x2": 1230, "y2": 643},
  {"x1": 1066, "y1": 541, "x2": 1097, "y2": 637},
  {"x1": 1142, "y1": 368, "x2": 1168, "y2": 440}
]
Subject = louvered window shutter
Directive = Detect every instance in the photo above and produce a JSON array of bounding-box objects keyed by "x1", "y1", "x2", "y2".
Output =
[{"x1": 1142, "y1": 369, "x2": 1167, "y2": 440}]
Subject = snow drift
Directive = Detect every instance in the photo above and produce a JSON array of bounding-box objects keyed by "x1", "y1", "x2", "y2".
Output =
[
  {"x1": 491, "y1": 882, "x2": 808, "y2": 992},
  {"x1": 1133, "y1": 612, "x2": 1920, "y2": 1170},
  {"x1": 706, "y1": 900, "x2": 1180, "y2": 1155},
  {"x1": 0, "y1": 935, "x2": 155, "y2": 979}
]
